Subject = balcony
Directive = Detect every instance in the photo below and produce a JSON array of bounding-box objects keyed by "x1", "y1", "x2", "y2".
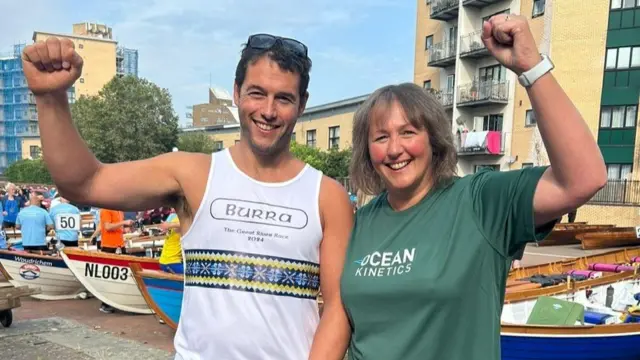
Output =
[
  {"x1": 456, "y1": 130, "x2": 504, "y2": 156},
  {"x1": 462, "y1": 0, "x2": 504, "y2": 8},
  {"x1": 427, "y1": 88, "x2": 454, "y2": 109},
  {"x1": 16, "y1": 129, "x2": 39, "y2": 137},
  {"x1": 430, "y1": 0, "x2": 459, "y2": 20},
  {"x1": 459, "y1": 31, "x2": 489, "y2": 59},
  {"x1": 457, "y1": 80, "x2": 509, "y2": 108},
  {"x1": 427, "y1": 40, "x2": 457, "y2": 68}
]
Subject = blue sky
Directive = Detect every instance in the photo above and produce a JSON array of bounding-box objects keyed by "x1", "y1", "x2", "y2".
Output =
[{"x1": 1, "y1": 0, "x2": 417, "y2": 125}]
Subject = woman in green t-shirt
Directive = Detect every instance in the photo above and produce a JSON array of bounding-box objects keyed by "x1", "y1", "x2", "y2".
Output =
[{"x1": 338, "y1": 14, "x2": 607, "y2": 360}]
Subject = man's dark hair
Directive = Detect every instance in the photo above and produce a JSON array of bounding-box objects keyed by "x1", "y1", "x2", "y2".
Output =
[{"x1": 234, "y1": 40, "x2": 312, "y2": 99}]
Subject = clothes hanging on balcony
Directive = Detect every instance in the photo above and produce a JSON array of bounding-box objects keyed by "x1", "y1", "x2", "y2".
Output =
[
  {"x1": 486, "y1": 131, "x2": 502, "y2": 154},
  {"x1": 463, "y1": 131, "x2": 488, "y2": 149}
]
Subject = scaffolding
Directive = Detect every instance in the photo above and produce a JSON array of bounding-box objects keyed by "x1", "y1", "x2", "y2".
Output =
[
  {"x1": 0, "y1": 43, "x2": 75, "y2": 174},
  {"x1": 116, "y1": 46, "x2": 139, "y2": 77}
]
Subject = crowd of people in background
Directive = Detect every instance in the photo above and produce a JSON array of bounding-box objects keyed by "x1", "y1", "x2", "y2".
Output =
[{"x1": 0, "y1": 184, "x2": 184, "y2": 315}]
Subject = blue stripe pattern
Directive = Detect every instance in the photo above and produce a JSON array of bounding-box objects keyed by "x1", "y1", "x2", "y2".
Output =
[
  {"x1": 501, "y1": 333, "x2": 640, "y2": 359},
  {"x1": 184, "y1": 249, "x2": 320, "y2": 300},
  {"x1": 143, "y1": 277, "x2": 183, "y2": 325}
]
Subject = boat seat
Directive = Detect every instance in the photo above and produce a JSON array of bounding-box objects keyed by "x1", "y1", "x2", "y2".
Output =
[{"x1": 526, "y1": 296, "x2": 585, "y2": 326}]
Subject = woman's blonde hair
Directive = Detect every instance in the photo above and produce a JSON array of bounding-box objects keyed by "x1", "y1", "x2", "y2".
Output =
[{"x1": 350, "y1": 83, "x2": 458, "y2": 195}]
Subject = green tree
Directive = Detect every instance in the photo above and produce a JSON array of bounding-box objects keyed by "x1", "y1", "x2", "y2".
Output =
[
  {"x1": 323, "y1": 147, "x2": 352, "y2": 178},
  {"x1": 290, "y1": 142, "x2": 326, "y2": 170},
  {"x1": 177, "y1": 131, "x2": 216, "y2": 154},
  {"x1": 289, "y1": 142, "x2": 351, "y2": 179},
  {"x1": 4, "y1": 159, "x2": 53, "y2": 184},
  {"x1": 71, "y1": 75, "x2": 179, "y2": 163}
]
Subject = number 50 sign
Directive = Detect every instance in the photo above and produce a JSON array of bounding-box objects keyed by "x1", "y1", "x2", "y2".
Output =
[{"x1": 56, "y1": 214, "x2": 80, "y2": 231}]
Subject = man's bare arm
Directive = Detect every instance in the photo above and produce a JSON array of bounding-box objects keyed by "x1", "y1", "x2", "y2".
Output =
[
  {"x1": 308, "y1": 177, "x2": 353, "y2": 360},
  {"x1": 23, "y1": 38, "x2": 187, "y2": 211}
]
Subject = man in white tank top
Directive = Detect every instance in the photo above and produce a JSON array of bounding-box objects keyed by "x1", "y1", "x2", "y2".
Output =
[{"x1": 22, "y1": 33, "x2": 354, "y2": 359}]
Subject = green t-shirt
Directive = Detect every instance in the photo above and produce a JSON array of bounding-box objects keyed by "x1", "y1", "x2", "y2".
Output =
[{"x1": 340, "y1": 166, "x2": 556, "y2": 360}]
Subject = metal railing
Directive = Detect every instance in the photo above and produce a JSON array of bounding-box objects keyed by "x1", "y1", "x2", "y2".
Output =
[
  {"x1": 16, "y1": 129, "x2": 40, "y2": 137},
  {"x1": 427, "y1": 88, "x2": 454, "y2": 107},
  {"x1": 427, "y1": 39, "x2": 457, "y2": 64},
  {"x1": 455, "y1": 130, "x2": 505, "y2": 155},
  {"x1": 459, "y1": 30, "x2": 487, "y2": 56},
  {"x1": 430, "y1": 0, "x2": 459, "y2": 16},
  {"x1": 588, "y1": 180, "x2": 640, "y2": 206},
  {"x1": 457, "y1": 79, "x2": 509, "y2": 105}
]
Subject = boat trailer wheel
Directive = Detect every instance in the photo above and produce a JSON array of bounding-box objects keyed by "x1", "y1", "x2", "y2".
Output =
[{"x1": 0, "y1": 310, "x2": 13, "y2": 328}]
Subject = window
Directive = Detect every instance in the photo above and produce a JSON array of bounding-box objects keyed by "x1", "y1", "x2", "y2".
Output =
[
  {"x1": 532, "y1": 0, "x2": 545, "y2": 17},
  {"x1": 425, "y1": 35, "x2": 433, "y2": 51},
  {"x1": 213, "y1": 141, "x2": 223, "y2": 152},
  {"x1": 306, "y1": 130, "x2": 317, "y2": 147},
  {"x1": 525, "y1": 110, "x2": 536, "y2": 127},
  {"x1": 605, "y1": 47, "x2": 640, "y2": 69},
  {"x1": 79, "y1": 78, "x2": 84, "y2": 83},
  {"x1": 479, "y1": 64, "x2": 506, "y2": 82},
  {"x1": 291, "y1": 132, "x2": 296, "y2": 142},
  {"x1": 611, "y1": 0, "x2": 639, "y2": 9},
  {"x1": 475, "y1": 114, "x2": 503, "y2": 131},
  {"x1": 606, "y1": 163, "x2": 632, "y2": 180},
  {"x1": 600, "y1": 105, "x2": 637, "y2": 128},
  {"x1": 329, "y1": 126, "x2": 340, "y2": 149},
  {"x1": 30, "y1": 146, "x2": 41, "y2": 159},
  {"x1": 79, "y1": 44, "x2": 84, "y2": 49},
  {"x1": 234, "y1": 140, "x2": 240, "y2": 144},
  {"x1": 522, "y1": 163, "x2": 534, "y2": 169},
  {"x1": 423, "y1": 80, "x2": 432, "y2": 90},
  {"x1": 446, "y1": 74, "x2": 455, "y2": 90}
]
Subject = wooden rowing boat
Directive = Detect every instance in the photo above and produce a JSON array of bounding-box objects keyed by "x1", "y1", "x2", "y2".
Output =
[
  {"x1": 579, "y1": 228, "x2": 640, "y2": 250},
  {"x1": 508, "y1": 247, "x2": 640, "y2": 281},
  {"x1": 501, "y1": 272, "x2": 640, "y2": 360},
  {"x1": 0, "y1": 250, "x2": 87, "y2": 300},
  {"x1": 535, "y1": 224, "x2": 617, "y2": 246},
  {"x1": 60, "y1": 248, "x2": 160, "y2": 314},
  {"x1": 130, "y1": 263, "x2": 183, "y2": 330}
]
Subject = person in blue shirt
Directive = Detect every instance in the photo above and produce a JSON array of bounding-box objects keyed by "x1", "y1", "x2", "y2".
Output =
[
  {"x1": 49, "y1": 197, "x2": 81, "y2": 247},
  {"x1": 16, "y1": 191, "x2": 54, "y2": 252},
  {"x1": 2, "y1": 184, "x2": 25, "y2": 230}
]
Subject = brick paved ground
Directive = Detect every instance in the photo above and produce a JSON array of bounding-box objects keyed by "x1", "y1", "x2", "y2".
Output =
[
  {"x1": 1, "y1": 316, "x2": 174, "y2": 360},
  {"x1": 12, "y1": 296, "x2": 176, "y2": 353}
]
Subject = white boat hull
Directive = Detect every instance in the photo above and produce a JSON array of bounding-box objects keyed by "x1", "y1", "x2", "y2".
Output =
[
  {"x1": 0, "y1": 250, "x2": 86, "y2": 300},
  {"x1": 60, "y1": 248, "x2": 160, "y2": 314}
]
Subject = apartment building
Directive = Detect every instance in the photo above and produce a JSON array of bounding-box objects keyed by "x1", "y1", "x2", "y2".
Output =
[
  {"x1": 293, "y1": 94, "x2": 367, "y2": 151},
  {"x1": 34, "y1": 22, "x2": 139, "y2": 98},
  {"x1": 415, "y1": 0, "x2": 640, "y2": 225},
  {"x1": 191, "y1": 87, "x2": 239, "y2": 128},
  {"x1": 0, "y1": 22, "x2": 142, "y2": 172}
]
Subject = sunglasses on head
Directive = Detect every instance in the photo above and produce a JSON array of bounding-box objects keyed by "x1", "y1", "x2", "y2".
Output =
[{"x1": 247, "y1": 33, "x2": 308, "y2": 58}]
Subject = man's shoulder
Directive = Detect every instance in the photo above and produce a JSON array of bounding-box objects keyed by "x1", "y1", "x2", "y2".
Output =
[{"x1": 319, "y1": 175, "x2": 350, "y2": 202}]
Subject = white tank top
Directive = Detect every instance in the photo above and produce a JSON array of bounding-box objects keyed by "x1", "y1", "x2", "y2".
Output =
[{"x1": 174, "y1": 149, "x2": 324, "y2": 360}]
